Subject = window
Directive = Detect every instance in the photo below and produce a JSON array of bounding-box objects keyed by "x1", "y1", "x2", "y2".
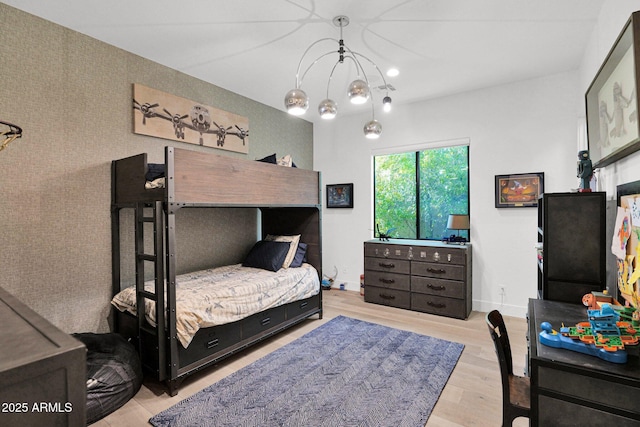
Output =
[{"x1": 374, "y1": 144, "x2": 469, "y2": 240}]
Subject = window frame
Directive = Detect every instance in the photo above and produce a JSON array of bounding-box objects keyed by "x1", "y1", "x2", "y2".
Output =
[{"x1": 372, "y1": 139, "x2": 470, "y2": 241}]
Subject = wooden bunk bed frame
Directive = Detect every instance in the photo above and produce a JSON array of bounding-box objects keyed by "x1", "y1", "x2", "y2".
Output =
[{"x1": 111, "y1": 146, "x2": 323, "y2": 395}]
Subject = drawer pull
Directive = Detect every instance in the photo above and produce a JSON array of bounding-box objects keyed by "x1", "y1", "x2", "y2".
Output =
[
  {"x1": 427, "y1": 284, "x2": 445, "y2": 291},
  {"x1": 206, "y1": 338, "x2": 219, "y2": 349},
  {"x1": 299, "y1": 301, "x2": 308, "y2": 308},
  {"x1": 261, "y1": 317, "x2": 271, "y2": 326},
  {"x1": 427, "y1": 301, "x2": 446, "y2": 309},
  {"x1": 379, "y1": 293, "x2": 396, "y2": 300},
  {"x1": 426, "y1": 268, "x2": 446, "y2": 274},
  {"x1": 378, "y1": 262, "x2": 395, "y2": 269},
  {"x1": 379, "y1": 278, "x2": 396, "y2": 284}
]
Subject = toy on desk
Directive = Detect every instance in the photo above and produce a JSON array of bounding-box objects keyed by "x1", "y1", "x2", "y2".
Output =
[
  {"x1": 583, "y1": 290, "x2": 639, "y2": 327},
  {"x1": 582, "y1": 290, "x2": 614, "y2": 309},
  {"x1": 539, "y1": 303, "x2": 638, "y2": 364}
]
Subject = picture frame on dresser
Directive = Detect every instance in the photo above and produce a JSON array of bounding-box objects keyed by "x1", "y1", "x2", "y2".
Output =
[{"x1": 586, "y1": 11, "x2": 640, "y2": 168}]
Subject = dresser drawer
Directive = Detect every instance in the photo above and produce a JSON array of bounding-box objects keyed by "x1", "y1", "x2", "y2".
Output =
[
  {"x1": 365, "y1": 286, "x2": 410, "y2": 309},
  {"x1": 413, "y1": 246, "x2": 465, "y2": 265},
  {"x1": 411, "y1": 276, "x2": 464, "y2": 299},
  {"x1": 411, "y1": 294, "x2": 466, "y2": 319},
  {"x1": 364, "y1": 243, "x2": 411, "y2": 260},
  {"x1": 365, "y1": 257, "x2": 411, "y2": 274},
  {"x1": 411, "y1": 261, "x2": 464, "y2": 281},
  {"x1": 365, "y1": 270, "x2": 410, "y2": 291}
]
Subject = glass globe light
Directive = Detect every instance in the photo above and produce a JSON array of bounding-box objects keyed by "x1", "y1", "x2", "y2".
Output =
[
  {"x1": 284, "y1": 88, "x2": 309, "y2": 115},
  {"x1": 318, "y1": 99, "x2": 337, "y2": 119},
  {"x1": 383, "y1": 96, "x2": 392, "y2": 113},
  {"x1": 347, "y1": 79, "x2": 370, "y2": 104},
  {"x1": 364, "y1": 119, "x2": 382, "y2": 139}
]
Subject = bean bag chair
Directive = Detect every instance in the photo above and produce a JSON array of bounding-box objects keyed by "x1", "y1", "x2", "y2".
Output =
[{"x1": 72, "y1": 333, "x2": 143, "y2": 424}]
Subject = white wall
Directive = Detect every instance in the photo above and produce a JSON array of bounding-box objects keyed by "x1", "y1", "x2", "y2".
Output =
[
  {"x1": 315, "y1": 71, "x2": 579, "y2": 317},
  {"x1": 314, "y1": 1, "x2": 639, "y2": 318}
]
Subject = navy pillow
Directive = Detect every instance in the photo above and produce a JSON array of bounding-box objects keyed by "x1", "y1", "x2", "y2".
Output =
[
  {"x1": 289, "y1": 242, "x2": 308, "y2": 268},
  {"x1": 242, "y1": 240, "x2": 290, "y2": 271},
  {"x1": 256, "y1": 153, "x2": 277, "y2": 164}
]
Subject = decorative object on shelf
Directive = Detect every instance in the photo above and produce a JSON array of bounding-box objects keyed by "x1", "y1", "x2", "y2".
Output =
[
  {"x1": 284, "y1": 15, "x2": 393, "y2": 139},
  {"x1": 445, "y1": 214, "x2": 470, "y2": 244},
  {"x1": 0, "y1": 120, "x2": 22, "y2": 152},
  {"x1": 495, "y1": 172, "x2": 544, "y2": 208},
  {"x1": 577, "y1": 150, "x2": 594, "y2": 192},
  {"x1": 326, "y1": 183, "x2": 353, "y2": 208},
  {"x1": 586, "y1": 11, "x2": 640, "y2": 168},
  {"x1": 375, "y1": 223, "x2": 396, "y2": 241},
  {"x1": 133, "y1": 84, "x2": 249, "y2": 154}
]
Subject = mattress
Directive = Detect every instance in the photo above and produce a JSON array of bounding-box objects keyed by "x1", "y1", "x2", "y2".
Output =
[{"x1": 111, "y1": 263, "x2": 319, "y2": 348}]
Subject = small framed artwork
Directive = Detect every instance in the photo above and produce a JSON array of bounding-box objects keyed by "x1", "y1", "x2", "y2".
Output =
[
  {"x1": 326, "y1": 183, "x2": 353, "y2": 208},
  {"x1": 586, "y1": 11, "x2": 640, "y2": 168},
  {"x1": 495, "y1": 172, "x2": 544, "y2": 208}
]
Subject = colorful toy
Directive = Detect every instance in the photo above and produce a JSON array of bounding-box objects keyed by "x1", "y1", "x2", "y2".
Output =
[
  {"x1": 539, "y1": 303, "x2": 638, "y2": 364},
  {"x1": 582, "y1": 290, "x2": 614, "y2": 309}
]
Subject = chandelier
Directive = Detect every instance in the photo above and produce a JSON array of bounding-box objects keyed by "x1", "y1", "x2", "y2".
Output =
[{"x1": 284, "y1": 15, "x2": 393, "y2": 139}]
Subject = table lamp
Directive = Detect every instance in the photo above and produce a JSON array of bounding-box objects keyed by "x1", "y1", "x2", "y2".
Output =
[{"x1": 446, "y1": 214, "x2": 470, "y2": 244}]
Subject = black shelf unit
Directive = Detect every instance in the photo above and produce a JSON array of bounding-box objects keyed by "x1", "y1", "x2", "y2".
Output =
[{"x1": 537, "y1": 192, "x2": 606, "y2": 303}]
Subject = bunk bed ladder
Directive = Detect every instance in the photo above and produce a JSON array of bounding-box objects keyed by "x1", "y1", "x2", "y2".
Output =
[{"x1": 134, "y1": 200, "x2": 167, "y2": 381}]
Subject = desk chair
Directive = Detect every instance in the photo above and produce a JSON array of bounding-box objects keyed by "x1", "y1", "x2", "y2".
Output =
[{"x1": 486, "y1": 310, "x2": 531, "y2": 426}]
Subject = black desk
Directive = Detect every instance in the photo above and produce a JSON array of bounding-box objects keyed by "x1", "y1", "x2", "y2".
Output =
[{"x1": 528, "y1": 298, "x2": 640, "y2": 426}]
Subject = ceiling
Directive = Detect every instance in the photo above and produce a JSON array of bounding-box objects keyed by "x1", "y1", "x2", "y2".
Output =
[{"x1": 4, "y1": 0, "x2": 605, "y2": 122}]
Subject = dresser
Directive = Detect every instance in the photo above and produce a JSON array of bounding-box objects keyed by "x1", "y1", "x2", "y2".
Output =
[{"x1": 364, "y1": 239, "x2": 472, "y2": 319}]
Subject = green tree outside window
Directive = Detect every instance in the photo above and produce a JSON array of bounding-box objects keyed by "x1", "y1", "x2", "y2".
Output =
[{"x1": 374, "y1": 145, "x2": 469, "y2": 240}]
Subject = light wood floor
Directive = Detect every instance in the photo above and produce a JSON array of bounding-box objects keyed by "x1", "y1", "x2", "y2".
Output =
[{"x1": 95, "y1": 291, "x2": 529, "y2": 426}]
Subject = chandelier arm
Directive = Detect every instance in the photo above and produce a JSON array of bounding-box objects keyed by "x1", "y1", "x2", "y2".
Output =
[
  {"x1": 352, "y1": 51, "x2": 390, "y2": 96},
  {"x1": 340, "y1": 43, "x2": 369, "y2": 83},
  {"x1": 299, "y1": 50, "x2": 338, "y2": 88},
  {"x1": 340, "y1": 49, "x2": 378, "y2": 114},
  {"x1": 294, "y1": 37, "x2": 340, "y2": 88},
  {"x1": 325, "y1": 60, "x2": 342, "y2": 99}
]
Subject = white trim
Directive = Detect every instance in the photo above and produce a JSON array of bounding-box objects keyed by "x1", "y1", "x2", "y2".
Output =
[{"x1": 370, "y1": 137, "x2": 470, "y2": 156}]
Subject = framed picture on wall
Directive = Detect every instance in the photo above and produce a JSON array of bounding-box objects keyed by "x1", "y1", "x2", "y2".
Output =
[
  {"x1": 586, "y1": 11, "x2": 640, "y2": 168},
  {"x1": 494, "y1": 172, "x2": 544, "y2": 208},
  {"x1": 326, "y1": 183, "x2": 353, "y2": 208}
]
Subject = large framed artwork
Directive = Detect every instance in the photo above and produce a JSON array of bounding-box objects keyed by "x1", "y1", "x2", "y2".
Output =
[
  {"x1": 586, "y1": 11, "x2": 640, "y2": 168},
  {"x1": 494, "y1": 172, "x2": 544, "y2": 208},
  {"x1": 326, "y1": 183, "x2": 353, "y2": 208},
  {"x1": 132, "y1": 84, "x2": 249, "y2": 154}
]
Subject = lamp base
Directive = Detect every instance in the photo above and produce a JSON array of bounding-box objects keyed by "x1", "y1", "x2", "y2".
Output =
[{"x1": 443, "y1": 235, "x2": 467, "y2": 244}]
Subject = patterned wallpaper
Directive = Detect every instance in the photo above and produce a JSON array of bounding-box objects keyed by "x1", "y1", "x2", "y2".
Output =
[{"x1": 0, "y1": 3, "x2": 313, "y2": 333}]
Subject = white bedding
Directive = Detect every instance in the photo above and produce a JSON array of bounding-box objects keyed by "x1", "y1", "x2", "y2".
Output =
[{"x1": 111, "y1": 263, "x2": 320, "y2": 348}]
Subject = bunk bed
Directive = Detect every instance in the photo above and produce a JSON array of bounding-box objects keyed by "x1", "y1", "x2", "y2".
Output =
[{"x1": 111, "y1": 146, "x2": 323, "y2": 396}]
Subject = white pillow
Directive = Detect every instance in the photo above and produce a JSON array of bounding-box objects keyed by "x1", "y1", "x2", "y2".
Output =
[
  {"x1": 264, "y1": 234, "x2": 300, "y2": 268},
  {"x1": 277, "y1": 154, "x2": 293, "y2": 167}
]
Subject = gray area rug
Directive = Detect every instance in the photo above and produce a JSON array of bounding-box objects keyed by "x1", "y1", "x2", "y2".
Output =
[{"x1": 150, "y1": 315, "x2": 464, "y2": 427}]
